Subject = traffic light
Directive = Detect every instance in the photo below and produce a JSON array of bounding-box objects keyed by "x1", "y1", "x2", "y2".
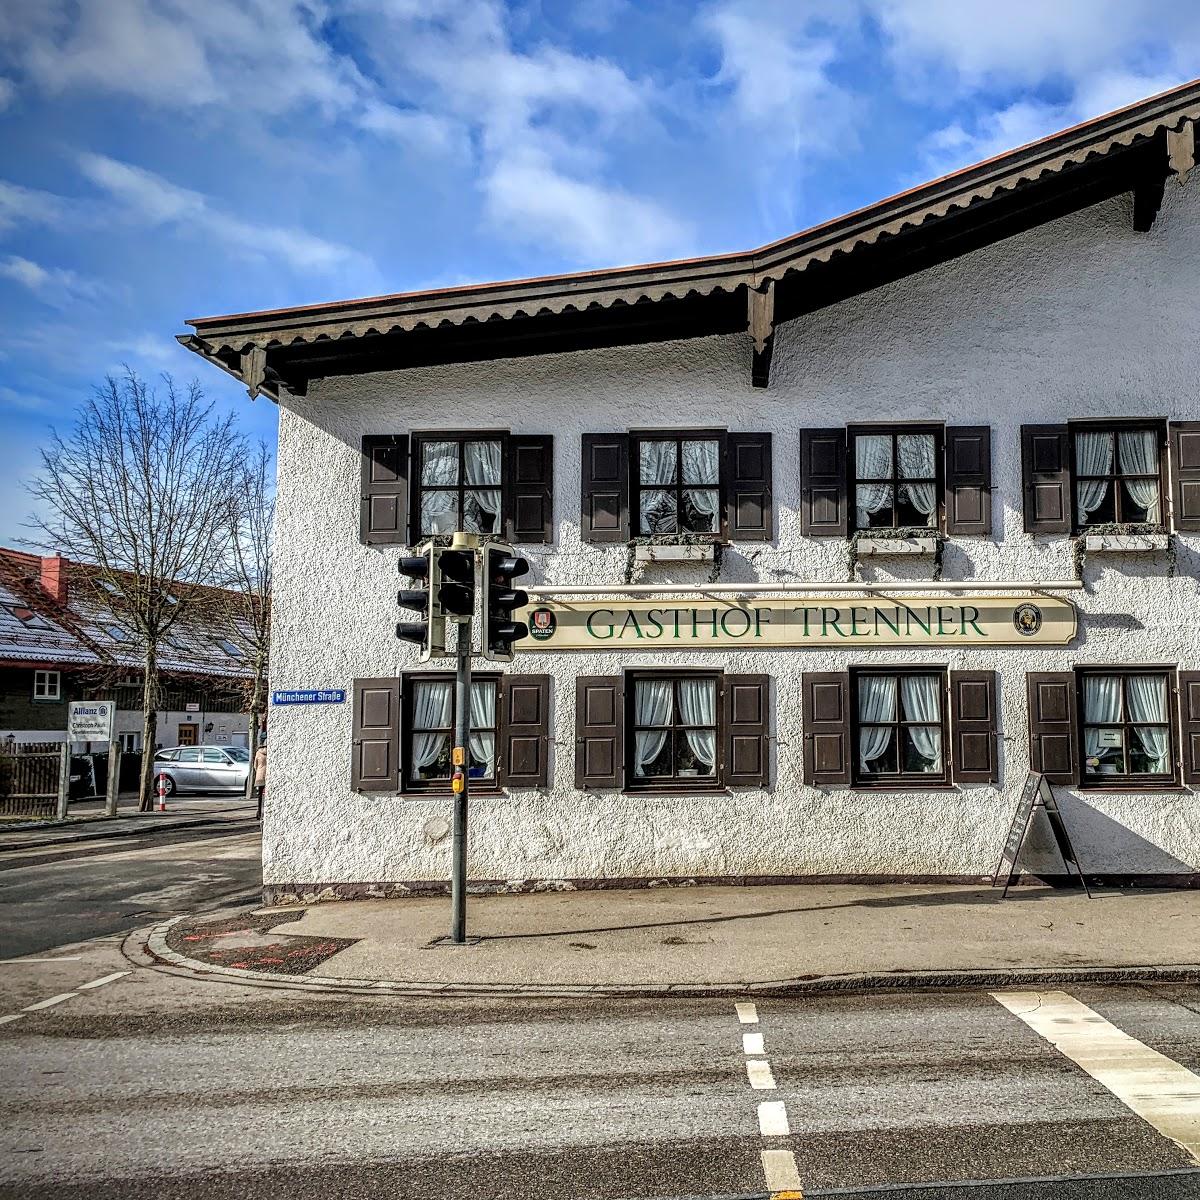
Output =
[
  {"x1": 482, "y1": 542, "x2": 529, "y2": 662},
  {"x1": 396, "y1": 545, "x2": 446, "y2": 661},
  {"x1": 437, "y1": 548, "x2": 476, "y2": 619}
]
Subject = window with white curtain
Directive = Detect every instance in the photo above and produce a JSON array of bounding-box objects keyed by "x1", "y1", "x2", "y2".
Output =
[
  {"x1": 627, "y1": 673, "x2": 720, "y2": 787},
  {"x1": 853, "y1": 669, "x2": 946, "y2": 783},
  {"x1": 406, "y1": 675, "x2": 498, "y2": 787},
  {"x1": 415, "y1": 436, "x2": 504, "y2": 537},
  {"x1": 1079, "y1": 669, "x2": 1175, "y2": 783},
  {"x1": 851, "y1": 428, "x2": 940, "y2": 530},
  {"x1": 634, "y1": 435, "x2": 721, "y2": 535},
  {"x1": 1072, "y1": 426, "x2": 1163, "y2": 527}
]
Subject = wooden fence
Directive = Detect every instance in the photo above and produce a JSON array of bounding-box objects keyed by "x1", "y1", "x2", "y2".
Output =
[{"x1": 0, "y1": 741, "x2": 61, "y2": 818}]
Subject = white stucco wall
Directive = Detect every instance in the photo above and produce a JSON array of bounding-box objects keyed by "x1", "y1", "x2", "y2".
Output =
[{"x1": 263, "y1": 182, "x2": 1200, "y2": 890}]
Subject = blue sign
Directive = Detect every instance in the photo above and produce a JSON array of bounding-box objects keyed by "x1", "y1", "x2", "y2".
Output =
[{"x1": 271, "y1": 689, "x2": 346, "y2": 706}]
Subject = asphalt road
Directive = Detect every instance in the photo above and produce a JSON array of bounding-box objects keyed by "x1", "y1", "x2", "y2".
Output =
[
  {"x1": 0, "y1": 832, "x2": 1197, "y2": 1198},
  {"x1": 0, "y1": 821, "x2": 262, "y2": 958}
]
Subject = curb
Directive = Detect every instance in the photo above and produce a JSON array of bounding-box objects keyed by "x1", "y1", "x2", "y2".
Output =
[
  {"x1": 0, "y1": 815, "x2": 259, "y2": 852},
  {"x1": 136, "y1": 916, "x2": 1200, "y2": 999}
]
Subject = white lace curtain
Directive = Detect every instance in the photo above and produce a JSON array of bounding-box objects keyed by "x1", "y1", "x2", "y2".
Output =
[
  {"x1": 464, "y1": 440, "x2": 502, "y2": 532},
  {"x1": 1075, "y1": 431, "x2": 1113, "y2": 522},
  {"x1": 678, "y1": 678, "x2": 716, "y2": 774},
  {"x1": 468, "y1": 680, "x2": 496, "y2": 777},
  {"x1": 633, "y1": 678, "x2": 674, "y2": 776},
  {"x1": 855, "y1": 434, "x2": 892, "y2": 529},
  {"x1": 682, "y1": 440, "x2": 720, "y2": 532},
  {"x1": 420, "y1": 441, "x2": 458, "y2": 534},
  {"x1": 1118, "y1": 430, "x2": 1161, "y2": 523},
  {"x1": 1128, "y1": 674, "x2": 1169, "y2": 773},
  {"x1": 900, "y1": 674, "x2": 942, "y2": 769},
  {"x1": 1082, "y1": 674, "x2": 1121, "y2": 768},
  {"x1": 898, "y1": 433, "x2": 937, "y2": 521},
  {"x1": 411, "y1": 679, "x2": 453, "y2": 774},
  {"x1": 857, "y1": 674, "x2": 896, "y2": 772},
  {"x1": 639, "y1": 441, "x2": 677, "y2": 533}
]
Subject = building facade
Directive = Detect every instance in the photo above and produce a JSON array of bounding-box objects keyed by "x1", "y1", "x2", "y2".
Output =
[{"x1": 182, "y1": 83, "x2": 1200, "y2": 897}]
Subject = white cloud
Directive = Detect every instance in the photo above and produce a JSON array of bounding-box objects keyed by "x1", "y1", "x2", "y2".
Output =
[
  {"x1": 918, "y1": 99, "x2": 1068, "y2": 177},
  {"x1": 76, "y1": 152, "x2": 371, "y2": 275},
  {"x1": 0, "y1": 76, "x2": 13, "y2": 109},
  {"x1": 357, "y1": 101, "x2": 468, "y2": 157},
  {"x1": 0, "y1": 180, "x2": 75, "y2": 235},
  {"x1": 0, "y1": 255, "x2": 102, "y2": 307}
]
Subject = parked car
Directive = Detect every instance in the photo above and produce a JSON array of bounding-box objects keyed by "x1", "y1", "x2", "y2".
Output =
[{"x1": 153, "y1": 745, "x2": 250, "y2": 795}]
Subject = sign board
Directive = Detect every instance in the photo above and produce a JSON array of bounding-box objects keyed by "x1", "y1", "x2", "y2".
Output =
[
  {"x1": 993, "y1": 771, "x2": 1091, "y2": 898},
  {"x1": 271, "y1": 689, "x2": 346, "y2": 706},
  {"x1": 517, "y1": 595, "x2": 1076, "y2": 651},
  {"x1": 185, "y1": 702, "x2": 201, "y2": 713},
  {"x1": 67, "y1": 700, "x2": 115, "y2": 742}
]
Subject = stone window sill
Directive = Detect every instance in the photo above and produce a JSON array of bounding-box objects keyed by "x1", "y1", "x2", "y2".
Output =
[
  {"x1": 1083, "y1": 533, "x2": 1169, "y2": 553},
  {"x1": 855, "y1": 536, "x2": 938, "y2": 557},
  {"x1": 633, "y1": 543, "x2": 716, "y2": 563}
]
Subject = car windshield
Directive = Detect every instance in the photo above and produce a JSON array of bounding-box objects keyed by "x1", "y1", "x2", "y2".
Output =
[{"x1": 224, "y1": 747, "x2": 250, "y2": 762}]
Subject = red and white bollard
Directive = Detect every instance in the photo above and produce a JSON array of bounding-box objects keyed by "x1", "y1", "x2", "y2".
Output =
[{"x1": 157, "y1": 774, "x2": 167, "y2": 813}]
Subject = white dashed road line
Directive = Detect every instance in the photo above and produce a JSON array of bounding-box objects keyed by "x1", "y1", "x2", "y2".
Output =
[
  {"x1": 0, "y1": 956, "x2": 83, "y2": 964},
  {"x1": 758, "y1": 1099, "x2": 791, "y2": 1136},
  {"x1": 993, "y1": 989, "x2": 1200, "y2": 1164},
  {"x1": 746, "y1": 1058, "x2": 777, "y2": 1090},
  {"x1": 23, "y1": 992, "x2": 77, "y2": 1011},
  {"x1": 0, "y1": 1014, "x2": 24, "y2": 1026},
  {"x1": 743, "y1": 1031, "x2": 765, "y2": 1055},
  {"x1": 736, "y1": 1002, "x2": 758, "y2": 1024},
  {"x1": 736, "y1": 1002, "x2": 803, "y2": 1197},
  {"x1": 78, "y1": 971, "x2": 131, "y2": 990},
  {"x1": 761, "y1": 1147, "x2": 805, "y2": 1194}
]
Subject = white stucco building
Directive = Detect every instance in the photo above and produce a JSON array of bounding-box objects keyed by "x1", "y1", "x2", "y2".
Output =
[{"x1": 183, "y1": 82, "x2": 1200, "y2": 900}]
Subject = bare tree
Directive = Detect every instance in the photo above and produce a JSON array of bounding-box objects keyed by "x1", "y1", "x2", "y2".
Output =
[
  {"x1": 223, "y1": 441, "x2": 274, "y2": 814},
  {"x1": 27, "y1": 369, "x2": 244, "y2": 810}
]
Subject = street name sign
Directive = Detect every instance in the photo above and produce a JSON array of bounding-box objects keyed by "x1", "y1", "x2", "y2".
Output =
[
  {"x1": 271, "y1": 689, "x2": 346, "y2": 706},
  {"x1": 67, "y1": 700, "x2": 115, "y2": 742},
  {"x1": 517, "y1": 595, "x2": 1075, "y2": 650}
]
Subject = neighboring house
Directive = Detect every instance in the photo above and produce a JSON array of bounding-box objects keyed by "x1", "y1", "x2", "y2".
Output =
[
  {"x1": 0, "y1": 548, "x2": 255, "y2": 750},
  {"x1": 181, "y1": 81, "x2": 1200, "y2": 896}
]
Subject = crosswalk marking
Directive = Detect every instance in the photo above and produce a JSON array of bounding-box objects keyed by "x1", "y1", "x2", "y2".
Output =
[{"x1": 993, "y1": 989, "x2": 1200, "y2": 1164}]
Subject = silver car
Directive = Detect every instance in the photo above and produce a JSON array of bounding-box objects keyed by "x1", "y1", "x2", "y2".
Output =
[{"x1": 153, "y1": 745, "x2": 250, "y2": 795}]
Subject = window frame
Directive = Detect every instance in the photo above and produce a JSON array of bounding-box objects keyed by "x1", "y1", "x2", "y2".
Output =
[
  {"x1": 32, "y1": 669, "x2": 61, "y2": 702},
  {"x1": 850, "y1": 665, "x2": 950, "y2": 788},
  {"x1": 623, "y1": 667, "x2": 724, "y2": 794},
  {"x1": 1067, "y1": 419, "x2": 1168, "y2": 532},
  {"x1": 410, "y1": 431, "x2": 508, "y2": 542},
  {"x1": 1075, "y1": 665, "x2": 1180, "y2": 790},
  {"x1": 400, "y1": 671, "x2": 502, "y2": 795},
  {"x1": 847, "y1": 423, "x2": 944, "y2": 534},
  {"x1": 630, "y1": 428, "x2": 728, "y2": 540}
]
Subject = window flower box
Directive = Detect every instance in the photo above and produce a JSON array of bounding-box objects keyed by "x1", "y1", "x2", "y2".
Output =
[
  {"x1": 1083, "y1": 532, "x2": 1169, "y2": 553},
  {"x1": 633, "y1": 542, "x2": 716, "y2": 563},
  {"x1": 855, "y1": 536, "x2": 938, "y2": 557}
]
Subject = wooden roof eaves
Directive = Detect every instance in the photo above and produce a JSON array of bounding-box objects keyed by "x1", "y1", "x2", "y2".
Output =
[{"x1": 178, "y1": 79, "x2": 1200, "y2": 392}]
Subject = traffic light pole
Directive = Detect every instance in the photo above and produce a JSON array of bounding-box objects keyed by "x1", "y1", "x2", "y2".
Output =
[{"x1": 451, "y1": 616, "x2": 471, "y2": 944}]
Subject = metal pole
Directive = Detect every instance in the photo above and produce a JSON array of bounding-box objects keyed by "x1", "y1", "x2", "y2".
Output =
[
  {"x1": 56, "y1": 742, "x2": 70, "y2": 821},
  {"x1": 451, "y1": 617, "x2": 471, "y2": 944},
  {"x1": 105, "y1": 739, "x2": 121, "y2": 818}
]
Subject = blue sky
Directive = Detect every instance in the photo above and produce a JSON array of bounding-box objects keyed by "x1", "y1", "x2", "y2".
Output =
[{"x1": 1, "y1": 0, "x2": 1197, "y2": 545}]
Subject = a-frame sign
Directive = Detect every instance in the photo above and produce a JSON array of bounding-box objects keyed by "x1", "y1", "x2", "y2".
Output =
[{"x1": 993, "y1": 771, "x2": 1092, "y2": 899}]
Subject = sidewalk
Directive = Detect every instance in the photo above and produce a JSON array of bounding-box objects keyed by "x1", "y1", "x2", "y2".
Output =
[
  {"x1": 0, "y1": 796, "x2": 257, "y2": 851},
  {"x1": 147, "y1": 881, "x2": 1200, "y2": 997}
]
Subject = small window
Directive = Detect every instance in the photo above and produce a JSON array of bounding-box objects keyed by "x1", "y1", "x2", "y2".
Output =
[
  {"x1": 105, "y1": 625, "x2": 128, "y2": 642},
  {"x1": 33, "y1": 669, "x2": 61, "y2": 701},
  {"x1": 405, "y1": 676, "x2": 498, "y2": 788},
  {"x1": 119, "y1": 732, "x2": 141, "y2": 753},
  {"x1": 1079, "y1": 669, "x2": 1175, "y2": 785},
  {"x1": 216, "y1": 640, "x2": 244, "y2": 658},
  {"x1": 177, "y1": 747, "x2": 201, "y2": 762},
  {"x1": 626, "y1": 672, "x2": 720, "y2": 789},
  {"x1": 99, "y1": 579, "x2": 122, "y2": 596},
  {"x1": 1073, "y1": 425, "x2": 1164, "y2": 527},
  {"x1": 202, "y1": 747, "x2": 228, "y2": 763},
  {"x1": 852, "y1": 428, "x2": 941, "y2": 530},
  {"x1": 8, "y1": 605, "x2": 53, "y2": 629},
  {"x1": 633, "y1": 436, "x2": 721, "y2": 535},
  {"x1": 852, "y1": 668, "x2": 947, "y2": 784},
  {"x1": 414, "y1": 436, "x2": 503, "y2": 536}
]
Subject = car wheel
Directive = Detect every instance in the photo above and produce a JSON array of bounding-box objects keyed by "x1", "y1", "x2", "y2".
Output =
[{"x1": 156, "y1": 773, "x2": 177, "y2": 798}]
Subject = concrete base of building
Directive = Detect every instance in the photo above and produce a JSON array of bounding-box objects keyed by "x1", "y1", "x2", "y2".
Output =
[{"x1": 262, "y1": 871, "x2": 1200, "y2": 906}]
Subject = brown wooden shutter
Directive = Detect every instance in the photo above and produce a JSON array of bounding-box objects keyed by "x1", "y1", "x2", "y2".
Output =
[
  {"x1": 360, "y1": 435, "x2": 409, "y2": 545},
  {"x1": 803, "y1": 672, "x2": 851, "y2": 785},
  {"x1": 575, "y1": 675, "x2": 622, "y2": 788},
  {"x1": 1169, "y1": 422, "x2": 1200, "y2": 532},
  {"x1": 1021, "y1": 425, "x2": 1070, "y2": 534},
  {"x1": 351, "y1": 677, "x2": 399, "y2": 791},
  {"x1": 726, "y1": 433, "x2": 773, "y2": 541},
  {"x1": 1178, "y1": 671, "x2": 1200, "y2": 784},
  {"x1": 1026, "y1": 671, "x2": 1078, "y2": 784},
  {"x1": 508, "y1": 435, "x2": 554, "y2": 544},
  {"x1": 800, "y1": 429, "x2": 848, "y2": 537},
  {"x1": 580, "y1": 434, "x2": 629, "y2": 543},
  {"x1": 723, "y1": 673, "x2": 770, "y2": 787},
  {"x1": 500, "y1": 674, "x2": 551, "y2": 788},
  {"x1": 950, "y1": 670, "x2": 999, "y2": 784},
  {"x1": 944, "y1": 427, "x2": 992, "y2": 536}
]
